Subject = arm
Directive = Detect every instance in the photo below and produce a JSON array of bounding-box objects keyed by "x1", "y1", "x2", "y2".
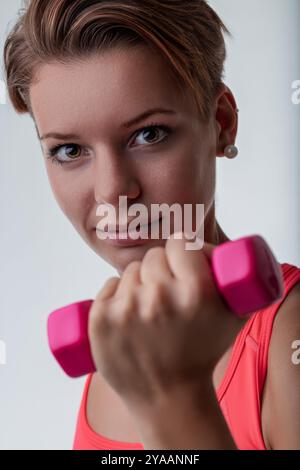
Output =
[
  {"x1": 135, "y1": 281, "x2": 300, "y2": 450},
  {"x1": 87, "y1": 233, "x2": 248, "y2": 450},
  {"x1": 265, "y1": 282, "x2": 300, "y2": 449},
  {"x1": 129, "y1": 379, "x2": 237, "y2": 450}
]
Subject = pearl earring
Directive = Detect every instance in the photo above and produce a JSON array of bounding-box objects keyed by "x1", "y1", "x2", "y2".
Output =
[{"x1": 224, "y1": 144, "x2": 239, "y2": 159}]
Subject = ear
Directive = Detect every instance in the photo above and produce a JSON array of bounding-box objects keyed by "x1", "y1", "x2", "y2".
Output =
[{"x1": 214, "y1": 83, "x2": 239, "y2": 157}]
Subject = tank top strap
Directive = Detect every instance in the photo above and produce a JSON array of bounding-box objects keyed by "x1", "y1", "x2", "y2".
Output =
[{"x1": 216, "y1": 262, "x2": 300, "y2": 450}]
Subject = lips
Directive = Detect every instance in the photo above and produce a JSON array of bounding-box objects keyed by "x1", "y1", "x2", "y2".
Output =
[
  {"x1": 107, "y1": 222, "x2": 148, "y2": 234},
  {"x1": 95, "y1": 216, "x2": 163, "y2": 247},
  {"x1": 98, "y1": 217, "x2": 162, "y2": 235}
]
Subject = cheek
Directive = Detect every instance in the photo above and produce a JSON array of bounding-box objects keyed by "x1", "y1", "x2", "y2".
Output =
[
  {"x1": 154, "y1": 147, "x2": 208, "y2": 203},
  {"x1": 46, "y1": 169, "x2": 89, "y2": 226},
  {"x1": 173, "y1": 141, "x2": 215, "y2": 200},
  {"x1": 138, "y1": 143, "x2": 201, "y2": 200}
]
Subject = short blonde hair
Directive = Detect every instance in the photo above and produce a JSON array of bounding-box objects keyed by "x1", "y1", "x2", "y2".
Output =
[{"x1": 3, "y1": 0, "x2": 231, "y2": 121}]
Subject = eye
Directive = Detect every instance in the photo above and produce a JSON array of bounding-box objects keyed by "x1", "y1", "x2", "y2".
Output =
[
  {"x1": 45, "y1": 123, "x2": 172, "y2": 166},
  {"x1": 131, "y1": 123, "x2": 172, "y2": 147},
  {"x1": 45, "y1": 144, "x2": 87, "y2": 166}
]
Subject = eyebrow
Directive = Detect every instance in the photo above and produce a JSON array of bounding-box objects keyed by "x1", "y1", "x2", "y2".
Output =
[{"x1": 38, "y1": 107, "x2": 177, "y2": 141}]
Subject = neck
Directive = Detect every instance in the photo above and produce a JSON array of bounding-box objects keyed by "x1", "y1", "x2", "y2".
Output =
[
  {"x1": 215, "y1": 222, "x2": 230, "y2": 246},
  {"x1": 204, "y1": 201, "x2": 230, "y2": 246}
]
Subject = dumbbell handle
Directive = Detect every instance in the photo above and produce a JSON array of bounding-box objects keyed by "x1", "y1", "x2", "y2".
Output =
[{"x1": 47, "y1": 235, "x2": 284, "y2": 378}]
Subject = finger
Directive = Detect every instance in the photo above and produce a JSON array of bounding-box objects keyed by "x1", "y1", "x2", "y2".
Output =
[
  {"x1": 97, "y1": 276, "x2": 121, "y2": 301},
  {"x1": 90, "y1": 277, "x2": 121, "y2": 330},
  {"x1": 165, "y1": 231, "x2": 213, "y2": 285},
  {"x1": 114, "y1": 261, "x2": 142, "y2": 299},
  {"x1": 140, "y1": 247, "x2": 174, "y2": 285}
]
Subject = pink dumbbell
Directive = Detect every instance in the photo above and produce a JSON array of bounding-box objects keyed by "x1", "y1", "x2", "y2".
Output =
[{"x1": 47, "y1": 235, "x2": 284, "y2": 378}]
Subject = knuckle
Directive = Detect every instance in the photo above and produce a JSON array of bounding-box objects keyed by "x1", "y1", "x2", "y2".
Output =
[
  {"x1": 165, "y1": 231, "x2": 184, "y2": 249},
  {"x1": 97, "y1": 276, "x2": 119, "y2": 301},
  {"x1": 88, "y1": 299, "x2": 107, "y2": 336},
  {"x1": 150, "y1": 281, "x2": 167, "y2": 302},
  {"x1": 106, "y1": 275, "x2": 119, "y2": 285},
  {"x1": 111, "y1": 294, "x2": 136, "y2": 326},
  {"x1": 142, "y1": 283, "x2": 166, "y2": 320},
  {"x1": 189, "y1": 278, "x2": 203, "y2": 299},
  {"x1": 179, "y1": 279, "x2": 203, "y2": 313},
  {"x1": 124, "y1": 260, "x2": 141, "y2": 274},
  {"x1": 143, "y1": 246, "x2": 164, "y2": 264}
]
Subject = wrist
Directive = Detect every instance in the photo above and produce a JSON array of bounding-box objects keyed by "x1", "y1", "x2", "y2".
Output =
[
  {"x1": 130, "y1": 374, "x2": 215, "y2": 420},
  {"x1": 129, "y1": 377, "x2": 236, "y2": 450}
]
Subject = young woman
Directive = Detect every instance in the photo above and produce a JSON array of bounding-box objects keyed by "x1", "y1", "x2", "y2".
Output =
[{"x1": 4, "y1": 0, "x2": 300, "y2": 450}]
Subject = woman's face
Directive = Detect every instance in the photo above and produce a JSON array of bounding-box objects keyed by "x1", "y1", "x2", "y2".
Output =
[{"x1": 29, "y1": 44, "x2": 235, "y2": 274}]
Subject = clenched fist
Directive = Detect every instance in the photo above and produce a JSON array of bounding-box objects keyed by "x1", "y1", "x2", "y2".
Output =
[{"x1": 87, "y1": 232, "x2": 248, "y2": 413}]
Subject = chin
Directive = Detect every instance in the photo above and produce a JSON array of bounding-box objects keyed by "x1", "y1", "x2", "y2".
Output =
[
  {"x1": 91, "y1": 231, "x2": 168, "y2": 274},
  {"x1": 113, "y1": 240, "x2": 166, "y2": 274}
]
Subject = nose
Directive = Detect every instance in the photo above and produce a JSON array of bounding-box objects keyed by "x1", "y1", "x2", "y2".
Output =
[{"x1": 93, "y1": 147, "x2": 140, "y2": 206}]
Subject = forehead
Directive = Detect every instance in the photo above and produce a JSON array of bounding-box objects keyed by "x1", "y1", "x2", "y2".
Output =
[{"x1": 30, "y1": 45, "x2": 196, "y2": 138}]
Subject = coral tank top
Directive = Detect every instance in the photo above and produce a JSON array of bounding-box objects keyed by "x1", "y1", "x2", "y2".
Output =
[{"x1": 73, "y1": 263, "x2": 300, "y2": 450}]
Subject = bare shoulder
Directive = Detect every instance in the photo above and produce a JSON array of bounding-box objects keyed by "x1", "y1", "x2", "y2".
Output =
[{"x1": 264, "y1": 280, "x2": 300, "y2": 449}]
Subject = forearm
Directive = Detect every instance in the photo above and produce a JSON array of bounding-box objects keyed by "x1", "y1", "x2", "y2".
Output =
[{"x1": 131, "y1": 380, "x2": 237, "y2": 450}]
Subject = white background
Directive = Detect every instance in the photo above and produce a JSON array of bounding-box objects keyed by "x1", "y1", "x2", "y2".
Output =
[{"x1": 0, "y1": 0, "x2": 299, "y2": 449}]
